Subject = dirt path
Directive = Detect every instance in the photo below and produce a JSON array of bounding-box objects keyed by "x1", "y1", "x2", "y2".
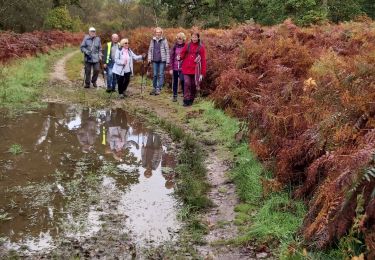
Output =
[
  {"x1": 50, "y1": 50, "x2": 105, "y2": 87},
  {"x1": 50, "y1": 50, "x2": 79, "y2": 83},
  {"x1": 50, "y1": 51, "x2": 256, "y2": 259}
]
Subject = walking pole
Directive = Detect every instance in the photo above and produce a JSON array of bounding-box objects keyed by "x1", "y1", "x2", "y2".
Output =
[
  {"x1": 140, "y1": 60, "x2": 145, "y2": 99},
  {"x1": 100, "y1": 60, "x2": 107, "y2": 89},
  {"x1": 82, "y1": 58, "x2": 86, "y2": 87}
]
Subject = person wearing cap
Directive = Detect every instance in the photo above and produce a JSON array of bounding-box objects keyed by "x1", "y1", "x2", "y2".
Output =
[
  {"x1": 102, "y1": 34, "x2": 119, "y2": 93},
  {"x1": 80, "y1": 27, "x2": 102, "y2": 88}
]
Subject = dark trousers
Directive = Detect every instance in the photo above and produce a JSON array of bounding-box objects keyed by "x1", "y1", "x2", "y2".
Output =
[
  {"x1": 183, "y1": 74, "x2": 196, "y2": 102},
  {"x1": 84, "y1": 62, "x2": 100, "y2": 87},
  {"x1": 172, "y1": 70, "x2": 184, "y2": 97},
  {"x1": 116, "y1": 72, "x2": 131, "y2": 94}
]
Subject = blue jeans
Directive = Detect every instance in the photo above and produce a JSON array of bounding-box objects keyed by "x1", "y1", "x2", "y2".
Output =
[
  {"x1": 152, "y1": 62, "x2": 166, "y2": 90},
  {"x1": 172, "y1": 70, "x2": 184, "y2": 97},
  {"x1": 106, "y1": 62, "x2": 117, "y2": 90}
]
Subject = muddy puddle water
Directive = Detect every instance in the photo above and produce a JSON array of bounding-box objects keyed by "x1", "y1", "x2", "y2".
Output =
[{"x1": 0, "y1": 103, "x2": 180, "y2": 255}]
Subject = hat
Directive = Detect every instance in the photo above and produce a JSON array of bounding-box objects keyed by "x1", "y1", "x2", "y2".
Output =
[{"x1": 89, "y1": 27, "x2": 96, "y2": 32}]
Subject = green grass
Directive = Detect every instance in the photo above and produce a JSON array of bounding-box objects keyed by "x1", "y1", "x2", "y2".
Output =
[
  {"x1": 238, "y1": 193, "x2": 306, "y2": 242},
  {"x1": 65, "y1": 50, "x2": 84, "y2": 81},
  {"x1": 0, "y1": 48, "x2": 75, "y2": 111}
]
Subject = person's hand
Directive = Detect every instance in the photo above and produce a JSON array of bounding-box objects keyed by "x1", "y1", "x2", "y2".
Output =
[
  {"x1": 199, "y1": 75, "x2": 203, "y2": 82},
  {"x1": 103, "y1": 64, "x2": 107, "y2": 69},
  {"x1": 176, "y1": 55, "x2": 180, "y2": 61},
  {"x1": 169, "y1": 70, "x2": 173, "y2": 75},
  {"x1": 142, "y1": 53, "x2": 147, "y2": 59}
]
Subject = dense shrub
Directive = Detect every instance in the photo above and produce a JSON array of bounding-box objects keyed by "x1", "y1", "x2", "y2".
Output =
[
  {"x1": 0, "y1": 30, "x2": 83, "y2": 63},
  {"x1": 44, "y1": 7, "x2": 75, "y2": 31}
]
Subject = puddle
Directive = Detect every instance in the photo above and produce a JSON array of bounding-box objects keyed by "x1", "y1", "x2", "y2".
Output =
[{"x1": 0, "y1": 103, "x2": 180, "y2": 255}]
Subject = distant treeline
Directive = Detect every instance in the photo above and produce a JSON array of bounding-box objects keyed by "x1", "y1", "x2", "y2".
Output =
[{"x1": 0, "y1": 0, "x2": 374, "y2": 32}]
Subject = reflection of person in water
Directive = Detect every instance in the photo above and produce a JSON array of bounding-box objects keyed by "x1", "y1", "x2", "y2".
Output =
[
  {"x1": 104, "y1": 109, "x2": 139, "y2": 161},
  {"x1": 76, "y1": 108, "x2": 97, "y2": 153},
  {"x1": 107, "y1": 126, "x2": 127, "y2": 161},
  {"x1": 141, "y1": 132, "x2": 162, "y2": 178}
]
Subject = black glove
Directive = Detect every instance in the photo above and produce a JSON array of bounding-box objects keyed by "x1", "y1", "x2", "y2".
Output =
[{"x1": 85, "y1": 51, "x2": 92, "y2": 61}]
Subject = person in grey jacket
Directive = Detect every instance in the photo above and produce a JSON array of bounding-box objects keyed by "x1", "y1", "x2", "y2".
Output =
[
  {"x1": 147, "y1": 27, "x2": 169, "y2": 95},
  {"x1": 80, "y1": 27, "x2": 102, "y2": 88},
  {"x1": 112, "y1": 38, "x2": 145, "y2": 99}
]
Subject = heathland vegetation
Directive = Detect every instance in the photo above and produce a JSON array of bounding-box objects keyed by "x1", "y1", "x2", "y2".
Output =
[{"x1": 0, "y1": 0, "x2": 374, "y2": 258}]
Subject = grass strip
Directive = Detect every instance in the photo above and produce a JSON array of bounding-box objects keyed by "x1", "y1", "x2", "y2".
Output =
[{"x1": 0, "y1": 48, "x2": 75, "y2": 112}]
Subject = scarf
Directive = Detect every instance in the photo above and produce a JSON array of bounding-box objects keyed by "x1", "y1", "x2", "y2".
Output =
[
  {"x1": 195, "y1": 54, "x2": 202, "y2": 88},
  {"x1": 122, "y1": 48, "x2": 129, "y2": 66}
]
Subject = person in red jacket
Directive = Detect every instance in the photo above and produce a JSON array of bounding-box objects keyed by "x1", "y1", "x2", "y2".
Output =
[{"x1": 177, "y1": 29, "x2": 207, "y2": 107}]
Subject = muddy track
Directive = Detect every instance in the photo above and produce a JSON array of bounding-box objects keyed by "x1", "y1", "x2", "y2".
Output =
[{"x1": 54, "y1": 51, "x2": 255, "y2": 259}]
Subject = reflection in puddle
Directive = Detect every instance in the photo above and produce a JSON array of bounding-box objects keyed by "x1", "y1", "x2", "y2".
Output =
[{"x1": 0, "y1": 103, "x2": 180, "y2": 254}]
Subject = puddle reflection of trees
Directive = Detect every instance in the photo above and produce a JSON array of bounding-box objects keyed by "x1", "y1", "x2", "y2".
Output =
[{"x1": 1, "y1": 103, "x2": 179, "y2": 250}]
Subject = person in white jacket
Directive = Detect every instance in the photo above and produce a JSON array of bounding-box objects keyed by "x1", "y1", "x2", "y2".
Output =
[{"x1": 112, "y1": 38, "x2": 145, "y2": 98}]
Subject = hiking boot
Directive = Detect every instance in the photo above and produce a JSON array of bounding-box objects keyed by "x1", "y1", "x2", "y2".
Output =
[
  {"x1": 172, "y1": 96, "x2": 177, "y2": 102},
  {"x1": 183, "y1": 100, "x2": 193, "y2": 107},
  {"x1": 92, "y1": 83, "x2": 98, "y2": 88},
  {"x1": 150, "y1": 89, "x2": 156, "y2": 95},
  {"x1": 106, "y1": 89, "x2": 112, "y2": 93},
  {"x1": 183, "y1": 100, "x2": 189, "y2": 107},
  {"x1": 84, "y1": 85, "x2": 90, "y2": 89},
  {"x1": 155, "y1": 89, "x2": 161, "y2": 95},
  {"x1": 119, "y1": 94, "x2": 125, "y2": 99}
]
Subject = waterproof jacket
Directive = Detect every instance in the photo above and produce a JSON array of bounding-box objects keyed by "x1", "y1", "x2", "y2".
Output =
[
  {"x1": 112, "y1": 48, "x2": 143, "y2": 76},
  {"x1": 147, "y1": 37, "x2": 170, "y2": 63},
  {"x1": 170, "y1": 43, "x2": 186, "y2": 71},
  {"x1": 80, "y1": 35, "x2": 102, "y2": 63},
  {"x1": 180, "y1": 41, "x2": 207, "y2": 76},
  {"x1": 102, "y1": 42, "x2": 119, "y2": 64}
]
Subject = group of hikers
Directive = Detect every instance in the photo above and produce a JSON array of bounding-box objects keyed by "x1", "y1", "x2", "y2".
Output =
[{"x1": 80, "y1": 26, "x2": 207, "y2": 107}]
